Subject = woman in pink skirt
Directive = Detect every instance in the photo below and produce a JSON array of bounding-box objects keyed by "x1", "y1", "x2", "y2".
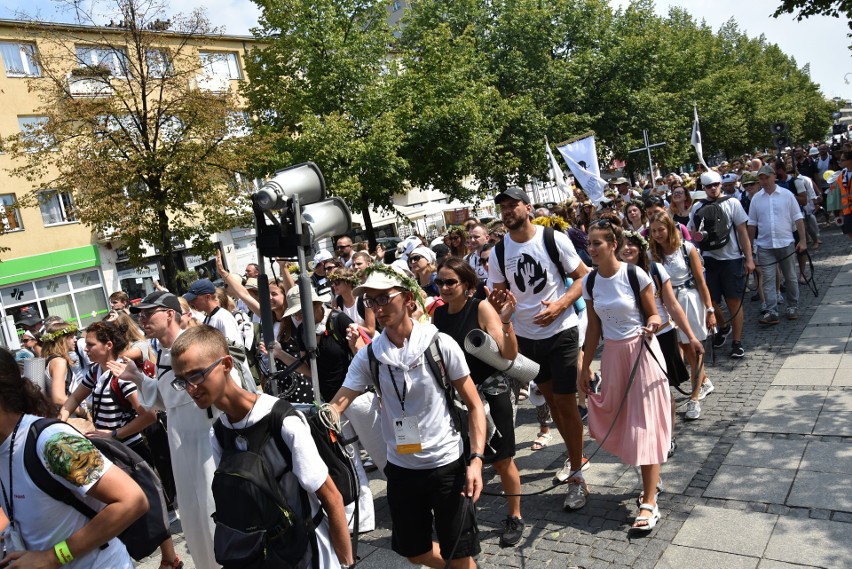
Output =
[{"x1": 579, "y1": 215, "x2": 672, "y2": 532}]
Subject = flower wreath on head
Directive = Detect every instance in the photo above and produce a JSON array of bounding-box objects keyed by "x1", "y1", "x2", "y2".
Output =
[
  {"x1": 356, "y1": 264, "x2": 428, "y2": 316},
  {"x1": 531, "y1": 215, "x2": 569, "y2": 232},
  {"x1": 622, "y1": 230, "x2": 649, "y2": 251},
  {"x1": 39, "y1": 324, "x2": 78, "y2": 343},
  {"x1": 328, "y1": 269, "x2": 360, "y2": 288}
]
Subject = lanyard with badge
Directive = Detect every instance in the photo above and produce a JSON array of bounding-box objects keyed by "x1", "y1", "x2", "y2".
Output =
[
  {"x1": 387, "y1": 367, "x2": 422, "y2": 454},
  {"x1": 0, "y1": 415, "x2": 28, "y2": 554}
]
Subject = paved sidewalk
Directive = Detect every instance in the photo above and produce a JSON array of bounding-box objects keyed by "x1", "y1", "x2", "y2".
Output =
[{"x1": 139, "y1": 230, "x2": 852, "y2": 569}]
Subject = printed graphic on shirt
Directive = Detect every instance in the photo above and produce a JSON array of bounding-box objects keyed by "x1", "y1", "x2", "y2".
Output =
[
  {"x1": 511, "y1": 253, "x2": 548, "y2": 294},
  {"x1": 43, "y1": 433, "x2": 104, "y2": 486}
]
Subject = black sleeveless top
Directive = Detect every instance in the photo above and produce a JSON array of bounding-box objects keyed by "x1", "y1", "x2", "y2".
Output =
[{"x1": 432, "y1": 298, "x2": 497, "y2": 385}]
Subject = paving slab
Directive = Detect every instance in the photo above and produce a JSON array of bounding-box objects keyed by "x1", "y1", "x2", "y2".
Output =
[
  {"x1": 787, "y1": 470, "x2": 852, "y2": 511},
  {"x1": 840, "y1": 353, "x2": 852, "y2": 368},
  {"x1": 704, "y1": 465, "x2": 793, "y2": 504},
  {"x1": 723, "y1": 438, "x2": 808, "y2": 470},
  {"x1": 821, "y1": 391, "x2": 852, "y2": 412},
  {"x1": 743, "y1": 409, "x2": 819, "y2": 435},
  {"x1": 764, "y1": 517, "x2": 852, "y2": 567},
  {"x1": 797, "y1": 325, "x2": 852, "y2": 339},
  {"x1": 800, "y1": 440, "x2": 852, "y2": 473},
  {"x1": 757, "y1": 561, "x2": 820, "y2": 569},
  {"x1": 672, "y1": 505, "x2": 777, "y2": 557},
  {"x1": 791, "y1": 337, "x2": 849, "y2": 353},
  {"x1": 780, "y1": 354, "x2": 841, "y2": 369},
  {"x1": 834, "y1": 366, "x2": 852, "y2": 387},
  {"x1": 812, "y1": 411, "x2": 852, "y2": 437},
  {"x1": 357, "y1": 546, "x2": 424, "y2": 568},
  {"x1": 808, "y1": 306, "x2": 852, "y2": 325},
  {"x1": 771, "y1": 368, "x2": 834, "y2": 386},
  {"x1": 656, "y1": 544, "x2": 759, "y2": 569}
]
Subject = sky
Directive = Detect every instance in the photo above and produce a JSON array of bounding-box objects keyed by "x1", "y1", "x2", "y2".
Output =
[{"x1": 2, "y1": 0, "x2": 849, "y2": 100}]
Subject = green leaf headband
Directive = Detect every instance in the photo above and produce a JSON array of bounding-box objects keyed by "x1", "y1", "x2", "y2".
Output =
[
  {"x1": 40, "y1": 324, "x2": 78, "y2": 343},
  {"x1": 623, "y1": 230, "x2": 649, "y2": 251},
  {"x1": 357, "y1": 264, "x2": 428, "y2": 315}
]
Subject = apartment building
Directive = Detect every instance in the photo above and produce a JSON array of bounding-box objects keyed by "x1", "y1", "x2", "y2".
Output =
[{"x1": 0, "y1": 18, "x2": 259, "y2": 342}]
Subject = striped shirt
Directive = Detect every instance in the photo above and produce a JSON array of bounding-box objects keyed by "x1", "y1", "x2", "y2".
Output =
[{"x1": 82, "y1": 363, "x2": 142, "y2": 446}]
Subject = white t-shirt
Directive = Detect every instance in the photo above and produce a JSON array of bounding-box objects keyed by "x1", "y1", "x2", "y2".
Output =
[
  {"x1": 211, "y1": 394, "x2": 338, "y2": 569},
  {"x1": 82, "y1": 363, "x2": 143, "y2": 446},
  {"x1": 204, "y1": 306, "x2": 243, "y2": 345},
  {"x1": 0, "y1": 415, "x2": 132, "y2": 568},
  {"x1": 650, "y1": 263, "x2": 674, "y2": 335},
  {"x1": 467, "y1": 251, "x2": 488, "y2": 280},
  {"x1": 487, "y1": 226, "x2": 582, "y2": 340},
  {"x1": 657, "y1": 241, "x2": 698, "y2": 288},
  {"x1": 582, "y1": 263, "x2": 652, "y2": 341},
  {"x1": 342, "y1": 321, "x2": 470, "y2": 470},
  {"x1": 747, "y1": 187, "x2": 804, "y2": 249},
  {"x1": 688, "y1": 197, "x2": 749, "y2": 261}
]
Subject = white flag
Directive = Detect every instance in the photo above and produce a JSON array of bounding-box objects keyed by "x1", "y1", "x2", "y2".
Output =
[
  {"x1": 545, "y1": 137, "x2": 570, "y2": 199},
  {"x1": 557, "y1": 135, "x2": 607, "y2": 205},
  {"x1": 691, "y1": 105, "x2": 709, "y2": 170}
]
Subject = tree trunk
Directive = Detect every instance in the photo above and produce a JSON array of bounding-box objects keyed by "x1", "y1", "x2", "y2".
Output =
[
  {"x1": 158, "y1": 206, "x2": 178, "y2": 293},
  {"x1": 360, "y1": 191, "x2": 376, "y2": 252}
]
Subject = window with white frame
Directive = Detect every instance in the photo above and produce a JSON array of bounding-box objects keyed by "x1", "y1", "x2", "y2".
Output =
[
  {"x1": 199, "y1": 51, "x2": 241, "y2": 80},
  {"x1": 0, "y1": 269, "x2": 109, "y2": 329},
  {"x1": 0, "y1": 194, "x2": 23, "y2": 232},
  {"x1": 0, "y1": 42, "x2": 40, "y2": 77},
  {"x1": 75, "y1": 45, "x2": 129, "y2": 77},
  {"x1": 38, "y1": 190, "x2": 77, "y2": 226},
  {"x1": 17, "y1": 116, "x2": 52, "y2": 152}
]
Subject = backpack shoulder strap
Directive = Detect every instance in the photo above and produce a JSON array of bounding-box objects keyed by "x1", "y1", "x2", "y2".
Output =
[
  {"x1": 649, "y1": 262, "x2": 663, "y2": 294},
  {"x1": 110, "y1": 373, "x2": 132, "y2": 411},
  {"x1": 24, "y1": 418, "x2": 99, "y2": 520},
  {"x1": 268, "y1": 398, "x2": 299, "y2": 473},
  {"x1": 357, "y1": 296, "x2": 366, "y2": 320},
  {"x1": 494, "y1": 238, "x2": 507, "y2": 287},
  {"x1": 422, "y1": 333, "x2": 449, "y2": 391},
  {"x1": 586, "y1": 268, "x2": 599, "y2": 301},
  {"x1": 543, "y1": 226, "x2": 568, "y2": 284},
  {"x1": 367, "y1": 343, "x2": 381, "y2": 398},
  {"x1": 681, "y1": 243, "x2": 694, "y2": 281},
  {"x1": 626, "y1": 263, "x2": 647, "y2": 323}
]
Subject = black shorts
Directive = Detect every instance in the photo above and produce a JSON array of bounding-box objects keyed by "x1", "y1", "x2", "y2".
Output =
[
  {"x1": 516, "y1": 326, "x2": 580, "y2": 395},
  {"x1": 384, "y1": 458, "x2": 480, "y2": 560},
  {"x1": 843, "y1": 214, "x2": 852, "y2": 235},
  {"x1": 483, "y1": 386, "x2": 516, "y2": 463},
  {"x1": 656, "y1": 329, "x2": 689, "y2": 388},
  {"x1": 703, "y1": 257, "x2": 746, "y2": 303}
]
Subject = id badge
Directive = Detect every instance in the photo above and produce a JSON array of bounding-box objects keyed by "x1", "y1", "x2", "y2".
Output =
[{"x1": 394, "y1": 416, "x2": 422, "y2": 454}]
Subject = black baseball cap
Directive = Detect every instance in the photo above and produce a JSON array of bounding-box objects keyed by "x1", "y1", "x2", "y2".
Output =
[
  {"x1": 129, "y1": 291, "x2": 182, "y2": 313},
  {"x1": 494, "y1": 186, "x2": 531, "y2": 205}
]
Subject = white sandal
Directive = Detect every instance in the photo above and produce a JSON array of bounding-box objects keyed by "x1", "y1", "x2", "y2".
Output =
[{"x1": 631, "y1": 503, "x2": 660, "y2": 532}]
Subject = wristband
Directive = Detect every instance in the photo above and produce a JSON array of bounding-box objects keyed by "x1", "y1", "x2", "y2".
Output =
[
  {"x1": 54, "y1": 540, "x2": 74, "y2": 565},
  {"x1": 111, "y1": 429, "x2": 118, "y2": 439},
  {"x1": 469, "y1": 453, "x2": 485, "y2": 464},
  {"x1": 706, "y1": 307, "x2": 715, "y2": 313},
  {"x1": 501, "y1": 320, "x2": 512, "y2": 325}
]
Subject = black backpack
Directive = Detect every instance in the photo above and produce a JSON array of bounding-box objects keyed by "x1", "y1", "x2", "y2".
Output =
[
  {"x1": 212, "y1": 399, "x2": 319, "y2": 569},
  {"x1": 692, "y1": 197, "x2": 733, "y2": 251},
  {"x1": 24, "y1": 419, "x2": 170, "y2": 562},
  {"x1": 366, "y1": 332, "x2": 469, "y2": 454}
]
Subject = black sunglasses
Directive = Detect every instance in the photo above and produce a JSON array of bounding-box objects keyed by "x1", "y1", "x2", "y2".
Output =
[
  {"x1": 435, "y1": 278, "x2": 460, "y2": 288},
  {"x1": 171, "y1": 356, "x2": 226, "y2": 391},
  {"x1": 408, "y1": 255, "x2": 424, "y2": 264}
]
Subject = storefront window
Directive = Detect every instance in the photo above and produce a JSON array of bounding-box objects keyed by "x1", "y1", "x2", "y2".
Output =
[{"x1": 0, "y1": 270, "x2": 108, "y2": 328}]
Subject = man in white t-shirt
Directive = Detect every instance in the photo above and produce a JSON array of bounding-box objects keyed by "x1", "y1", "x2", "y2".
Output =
[
  {"x1": 170, "y1": 325, "x2": 353, "y2": 569},
  {"x1": 688, "y1": 170, "x2": 755, "y2": 360},
  {"x1": 465, "y1": 223, "x2": 490, "y2": 280},
  {"x1": 0, "y1": 410, "x2": 147, "y2": 568},
  {"x1": 486, "y1": 186, "x2": 591, "y2": 512},
  {"x1": 748, "y1": 165, "x2": 807, "y2": 324},
  {"x1": 330, "y1": 266, "x2": 486, "y2": 568}
]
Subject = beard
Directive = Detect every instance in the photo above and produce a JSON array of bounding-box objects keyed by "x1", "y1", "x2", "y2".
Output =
[{"x1": 502, "y1": 214, "x2": 526, "y2": 231}]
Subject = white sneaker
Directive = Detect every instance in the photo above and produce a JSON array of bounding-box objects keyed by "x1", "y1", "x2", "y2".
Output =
[
  {"x1": 553, "y1": 457, "x2": 590, "y2": 483},
  {"x1": 685, "y1": 399, "x2": 701, "y2": 420},
  {"x1": 698, "y1": 379, "x2": 715, "y2": 400}
]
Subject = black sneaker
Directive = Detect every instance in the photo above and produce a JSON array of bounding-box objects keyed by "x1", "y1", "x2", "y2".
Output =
[
  {"x1": 712, "y1": 324, "x2": 731, "y2": 349},
  {"x1": 500, "y1": 515, "x2": 526, "y2": 546},
  {"x1": 730, "y1": 341, "x2": 745, "y2": 359}
]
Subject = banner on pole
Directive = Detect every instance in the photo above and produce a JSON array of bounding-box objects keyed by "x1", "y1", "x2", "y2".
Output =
[
  {"x1": 544, "y1": 137, "x2": 571, "y2": 200},
  {"x1": 557, "y1": 135, "x2": 607, "y2": 205},
  {"x1": 691, "y1": 105, "x2": 709, "y2": 170}
]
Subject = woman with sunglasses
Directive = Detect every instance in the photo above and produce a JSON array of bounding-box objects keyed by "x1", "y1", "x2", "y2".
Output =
[
  {"x1": 579, "y1": 215, "x2": 671, "y2": 532},
  {"x1": 58, "y1": 321, "x2": 184, "y2": 569},
  {"x1": 330, "y1": 267, "x2": 377, "y2": 337},
  {"x1": 668, "y1": 186, "x2": 693, "y2": 226},
  {"x1": 446, "y1": 227, "x2": 468, "y2": 258},
  {"x1": 407, "y1": 246, "x2": 439, "y2": 298},
  {"x1": 431, "y1": 257, "x2": 526, "y2": 546}
]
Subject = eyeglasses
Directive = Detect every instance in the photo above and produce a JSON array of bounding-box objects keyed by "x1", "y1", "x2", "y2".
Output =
[
  {"x1": 743, "y1": 182, "x2": 758, "y2": 187},
  {"x1": 171, "y1": 356, "x2": 226, "y2": 391},
  {"x1": 362, "y1": 291, "x2": 404, "y2": 308},
  {"x1": 435, "y1": 278, "x2": 460, "y2": 288},
  {"x1": 703, "y1": 182, "x2": 721, "y2": 188},
  {"x1": 138, "y1": 308, "x2": 169, "y2": 321},
  {"x1": 323, "y1": 265, "x2": 338, "y2": 272},
  {"x1": 672, "y1": 191, "x2": 685, "y2": 196},
  {"x1": 336, "y1": 244, "x2": 351, "y2": 250},
  {"x1": 408, "y1": 255, "x2": 424, "y2": 264}
]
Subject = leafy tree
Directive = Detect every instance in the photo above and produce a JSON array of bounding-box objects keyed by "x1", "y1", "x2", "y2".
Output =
[
  {"x1": 243, "y1": 0, "x2": 407, "y2": 248},
  {"x1": 7, "y1": 0, "x2": 269, "y2": 290}
]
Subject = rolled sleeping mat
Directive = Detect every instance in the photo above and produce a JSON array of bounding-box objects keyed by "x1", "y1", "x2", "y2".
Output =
[{"x1": 463, "y1": 328, "x2": 540, "y2": 384}]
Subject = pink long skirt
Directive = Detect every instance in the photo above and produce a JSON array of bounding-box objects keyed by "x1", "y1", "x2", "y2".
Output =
[{"x1": 587, "y1": 334, "x2": 672, "y2": 466}]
